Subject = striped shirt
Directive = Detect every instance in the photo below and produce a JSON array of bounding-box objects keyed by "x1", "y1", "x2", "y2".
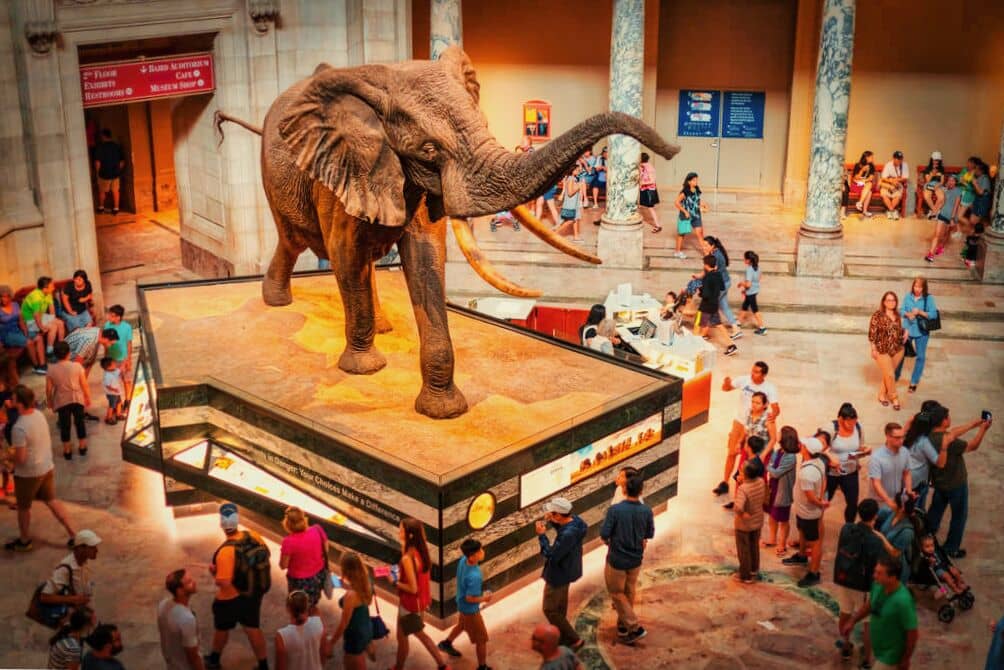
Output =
[
  {"x1": 734, "y1": 477, "x2": 766, "y2": 531},
  {"x1": 48, "y1": 636, "x2": 82, "y2": 669}
]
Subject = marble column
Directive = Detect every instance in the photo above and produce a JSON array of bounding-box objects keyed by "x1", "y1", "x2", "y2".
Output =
[
  {"x1": 597, "y1": 0, "x2": 645, "y2": 269},
  {"x1": 977, "y1": 121, "x2": 1004, "y2": 281},
  {"x1": 795, "y1": 0, "x2": 856, "y2": 278},
  {"x1": 430, "y1": 0, "x2": 462, "y2": 60}
]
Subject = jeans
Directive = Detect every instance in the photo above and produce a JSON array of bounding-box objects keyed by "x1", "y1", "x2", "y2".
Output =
[
  {"x1": 895, "y1": 334, "x2": 929, "y2": 385},
  {"x1": 912, "y1": 481, "x2": 929, "y2": 510},
  {"x1": 718, "y1": 288, "x2": 736, "y2": 326},
  {"x1": 542, "y1": 582, "x2": 579, "y2": 646},
  {"x1": 927, "y1": 484, "x2": 968, "y2": 553},
  {"x1": 826, "y1": 472, "x2": 860, "y2": 524},
  {"x1": 604, "y1": 563, "x2": 641, "y2": 632}
]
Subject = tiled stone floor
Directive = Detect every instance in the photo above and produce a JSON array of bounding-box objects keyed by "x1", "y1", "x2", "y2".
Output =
[{"x1": 1, "y1": 205, "x2": 1001, "y2": 669}]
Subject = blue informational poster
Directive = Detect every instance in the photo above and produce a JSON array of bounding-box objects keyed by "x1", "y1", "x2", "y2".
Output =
[
  {"x1": 678, "y1": 90, "x2": 721, "y2": 137},
  {"x1": 722, "y1": 91, "x2": 765, "y2": 139}
]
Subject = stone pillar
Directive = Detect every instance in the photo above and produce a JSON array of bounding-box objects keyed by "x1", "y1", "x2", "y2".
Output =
[
  {"x1": 977, "y1": 121, "x2": 1004, "y2": 281},
  {"x1": 782, "y1": 0, "x2": 823, "y2": 209},
  {"x1": 430, "y1": 0, "x2": 462, "y2": 60},
  {"x1": 795, "y1": 0, "x2": 856, "y2": 278},
  {"x1": 597, "y1": 0, "x2": 645, "y2": 269}
]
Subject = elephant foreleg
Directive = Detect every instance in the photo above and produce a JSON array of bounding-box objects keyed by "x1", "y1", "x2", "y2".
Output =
[
  {"x1": 330, "y1": 220, "x2": 387, "y2": 375},
  {"x1": 398, "y1": 211, "x2": 468, "y2": 419}
]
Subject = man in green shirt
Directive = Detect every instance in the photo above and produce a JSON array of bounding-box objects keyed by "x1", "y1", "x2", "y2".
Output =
[
  {"x1": 20, "y1": 276, "x2": 66, "y2": 360},
  {"x1": 843, "y1": 554, "x2": 918, "y2": 669}
]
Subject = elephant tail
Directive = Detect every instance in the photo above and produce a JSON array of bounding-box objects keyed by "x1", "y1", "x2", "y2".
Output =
[{"x1": 213, "y1": 110, "x2": 262, "y2": 147}]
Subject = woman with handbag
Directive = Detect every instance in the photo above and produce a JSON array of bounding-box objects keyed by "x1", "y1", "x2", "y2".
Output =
[
  {"x1": 328, "y1": 552, "x2": 375, "y2": 670},
  {"x1": 279, "y1": 507, "x2": 329, "y2": 615},
  {"x1": 391, "y1": 518, "x2": 450, "y2": 670},
  {"x1": 868, "y1": 292, "x2": 908, "y2": 411},
  {"x1": 896, "y1": 276, "x2": 939, "y2": 393}
]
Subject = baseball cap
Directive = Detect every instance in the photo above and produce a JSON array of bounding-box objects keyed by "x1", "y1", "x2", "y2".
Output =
[
  {"x1": 73, "y1": 530, "x2": 102, "y2": 547},
  {"x1": 219, "y1": 502, "x2": 240, "y2": 531},
  {"x1": 801, "y1": 437, "x2": 824, "y2": 455},
  {"x1": 893, "y1": 150, "x2": 904, "y2": 159},
  {"x1": 542, "y1": 497, "x2": 572, "y2": 515},
  {"x1": 931, "y1": 151, "x2": 942, "y2": 160}
]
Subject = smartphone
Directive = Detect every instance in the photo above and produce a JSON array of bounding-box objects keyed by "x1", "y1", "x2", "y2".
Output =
[
  {"x1": 982, "y1": 410, "x2": 992, "y2": 422},
  {"x1": 329, "y1": 574, "x2": 342, "y2": 589}
]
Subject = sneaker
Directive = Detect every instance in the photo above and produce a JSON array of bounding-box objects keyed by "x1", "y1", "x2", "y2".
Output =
[
  {"x1": 4, "y1": 538, "x2": 33, "y2": 552},
  {"x1": 730, "y1": 330, "x2": 743, "y2": 340},
  {"x1": 674, "y1": 251, "x2": 687, "y2": 259},
  {"x1": 885, "y1": 210, "x2": 893, "y2": 220},
  {"x1": 863, "y1": 211, "x2": 873, "y2": 218},
  {"x1": 782, "y1": 554, "x2": 808, "y2": 565},
  {"x1": 754, "y1": 327, "x2": 767, "y2": 335},
  {"x1": 722, "y1": 501, "x2": 735, "y2": 510},
  {"x1": 724, "y1": 344, "x2": 738, "y2": 356},
  {"x1": 927, "y1": 211, "x2": 938, "y2": 220},
  {"x1": 438, "y1": 641, "x2": 462, "y2": 658},
  {"x1": 623, "y1": 627, "x2": 647, "y2": 645},
  {"x1": 512, "y1": 221, "x2": 521, "y2": 231},
  {"x1": 924, "y1": 254, "x2": 935, "y2": 263},
  {"x1": 96, "y1": 207, "x2": 105, "y2": 214},
  {"x1": 855, "y1": 202, "x2": 863, "y2": 212},
  {"x1": 797, "y1": 572, "x2": 821, "y2": 588},
  {"x1": 202, "y1": 655, "x2": 222, "y2": 670},
  {"x1": 892, "y1": 210, "x2": 900, "y2": 220},
  {"x1": 33, "y1": 366, "x2": 47, "y2": 375},
  {"x1": 84, "y1": 413, "x2": 100, "y2": 422},
  {"x1": 935, "y1": 245, "x2": 944, "y2": 256},
  {"x1": 712, "y1": 481, "x2": 729, "y2": 496},
  {"x1": 111, "y1": 208, "x2": 119, "y2": 215}
]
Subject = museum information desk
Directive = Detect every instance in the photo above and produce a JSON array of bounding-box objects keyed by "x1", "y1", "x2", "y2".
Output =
[{"x1": 123, "y1": 271, "x2": 682, "y2": 622}]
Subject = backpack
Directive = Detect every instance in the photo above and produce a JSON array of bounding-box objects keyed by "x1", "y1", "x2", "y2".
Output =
[
  {"x1": 214, "y1": 531, "x2": 271, "y2": 598},
  {"x1": 833, "y1": 523, "x2": 877, "y2": 591},
  {"x1": 26, "y1": 564, "x2": 74, "y2": 629},
  {"x1": 831, "y1": 419, "x2": 863, "y2": 442}
]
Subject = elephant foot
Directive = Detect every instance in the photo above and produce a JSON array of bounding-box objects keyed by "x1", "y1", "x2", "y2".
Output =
[
  {"x1": 414, "y1": 383, "x2": 468, "y2": 419},
  {"x1": 262, "y1": 276, "x2": 293, "y2": 307},
  {"x1": 338, "y1": 347, "x2": 387, "y2": 375},
  {"x1": 374, "y1": 312, "x2": 393, "y2": 334}
]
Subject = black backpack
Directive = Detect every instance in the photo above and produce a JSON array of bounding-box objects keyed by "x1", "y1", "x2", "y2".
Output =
[
  {"x1": 214, "y1": 531, "x2": 271, "y2": 598},
  {"x1": 833, "y1": 523, "x2": 877, "y2": 591}
]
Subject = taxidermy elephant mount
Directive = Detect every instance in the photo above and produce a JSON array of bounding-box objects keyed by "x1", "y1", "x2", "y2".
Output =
[{"x1": 215, "y1": 46, "x2": 679, "y2": 420}]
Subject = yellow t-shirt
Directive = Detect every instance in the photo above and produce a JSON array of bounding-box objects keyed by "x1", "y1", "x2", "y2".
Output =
[{"x1": 214, "y1": 530, "x2": 263, "y2": 601}]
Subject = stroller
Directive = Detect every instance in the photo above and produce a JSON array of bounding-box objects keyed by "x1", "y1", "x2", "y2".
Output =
[{"x1": 907, "y1": 508, "x2": 975, "y2": 623}]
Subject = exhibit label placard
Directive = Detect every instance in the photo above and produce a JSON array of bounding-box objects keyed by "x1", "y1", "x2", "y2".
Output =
[
  {"x1": 722, "y1": 91, "x2": 766, "y2": 139},
  {"x1": 80, "y1": 53, "x2": 215, "y2": 108},
  {"x1": 678, "y1": 90, "x2": 721, "y2": 137},
  {"x1": 520, "y1": 413, "x2": 663, "y2": 507}
]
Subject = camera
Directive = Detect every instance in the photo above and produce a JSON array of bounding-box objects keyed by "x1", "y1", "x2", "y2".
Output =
[{"x1": 981, "y1": 410, "x2": 992, "y2": 422}]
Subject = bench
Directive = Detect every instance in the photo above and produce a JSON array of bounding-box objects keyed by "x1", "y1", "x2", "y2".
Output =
[
  {"x1": 914, "y1": 165, "x2": 964, "y2": 216},
  {"x1": 845, "y1": 163, "x2": 907, "y2": 217},
  {"x1": 3, "y1": 278, "x2": 74, "y2": 382}
]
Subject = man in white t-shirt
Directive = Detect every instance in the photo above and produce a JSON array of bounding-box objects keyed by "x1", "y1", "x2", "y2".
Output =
[
  {"x1": 158, "y1": 569, "x2": 204, "y2": 670},
  {"x1": 879, "y1": 151, "x2": 910, "y2": 220},
  {"x1": 782, "y1": 437, "x2": 832, "y2": 588},
  {"x1": 714, "y1": 361, "x2": 780, "y2": 497}
]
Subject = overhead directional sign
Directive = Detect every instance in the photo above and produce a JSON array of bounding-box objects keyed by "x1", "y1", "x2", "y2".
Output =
[{"x1": 80, "y1": 53, "x2": 215, "y2": 108}]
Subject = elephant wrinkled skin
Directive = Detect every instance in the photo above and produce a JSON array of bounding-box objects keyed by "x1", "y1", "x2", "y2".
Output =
[{"x1": 215, "y1": 47, "x2": 679, "y2": 419}]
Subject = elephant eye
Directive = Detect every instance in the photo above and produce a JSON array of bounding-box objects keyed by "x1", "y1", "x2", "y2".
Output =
[{"x1": 419, "y1": 142, "x2": 439, "y2": 160}]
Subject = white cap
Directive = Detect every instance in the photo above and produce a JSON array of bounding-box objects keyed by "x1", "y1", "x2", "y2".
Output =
[
  {"x1": 219, "y1": 502, "x2": 240, "y2": 531},
  {"x1": 931, "y1": 151, "x2": 943, "y2": 160},
  {"x1": 73, "y1": 530, "x2": 102, "y2": 547},
  {"x1": 542, "y1": 497, "x2": 572, "y2": 515},
  {"x1": 801, "y1": 437, "x2": 824, "y2": 455}
]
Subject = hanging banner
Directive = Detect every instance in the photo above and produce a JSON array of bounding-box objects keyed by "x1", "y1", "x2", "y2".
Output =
[
  {"x1": 722, "y1": 91, "x2": 766, "y2": 139},
  {"x1": 80, "y1": 53, "x2": 215, "y2": 108},
  {"x1": 678, "y1": 90, "x2": 721, "y2": 138}
]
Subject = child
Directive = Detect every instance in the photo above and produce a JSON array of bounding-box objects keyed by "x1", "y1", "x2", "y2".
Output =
[
  {"x1": 100, "y1": 356, "x2": 123, "y2": 424},
  {"x1": 558, "y1": 168, "x2": 584, "y2": 243},
  {"x1": 737, "y1": 251, "x2": 766, "y2": 335},
  {"x1": 673, "y1": 172, "x2": 708, "y2": 259},
  {"x1": 439, "y1": 538, "x2": 492, "y2": 670},
  {"x1": 696, "y1": 254, "x2": 738, "y2": 356},
  {"x1": 765, "y1": 426, "x2": 800, "y2": 557},
  {"x1": 733, "y1": 458, "x2": 766, "y2": 584},
  {"x1": 926, "y1": 174, "x2": 961, "y2": 262},
  {"x1": 920, "y1": 535, "x2": 968, "y2": 597}
]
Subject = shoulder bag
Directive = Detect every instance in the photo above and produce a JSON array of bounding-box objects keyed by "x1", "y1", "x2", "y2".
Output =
[
  {"x1": 26, "y1": 564, "x2": 74, "y2": 629},
  {"x1": 369, "y1": 577, "x2": 390, "y2": 640},
  {"x1": 916, "y1": 296, "x2": 941, "y2": 333},
  {"x1": 317, "y1": 525, "x2": 334, "y2": 600}
]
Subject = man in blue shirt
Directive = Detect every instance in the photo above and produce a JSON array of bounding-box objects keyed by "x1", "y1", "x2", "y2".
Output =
[
  {"x1": 600, "y1": 475, "x2": 654, "y2": 645},
  {"x1": 536, "y1": 497, "x2": 587, "y2": 651},
  {"x1": 439, "y1": 538, "x2": 492, "y2": 670}
]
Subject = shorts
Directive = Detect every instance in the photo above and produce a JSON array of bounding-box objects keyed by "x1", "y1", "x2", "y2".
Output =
[
  {"x1": 639, "y1": 189, "x2": 660, "y2": 207},
  {"x1": 972, "y1": 197, "x2": 991, "y2": 218},
  {"x1": 287, "y1": 569, "x2": 326, "y2": 607},
  {"x1": 97, "y1": 177, "x2": 120, "y2": 193},
  {"x1": 796, "y1": 515, "x2": 820, "y2": 542},
  {"x1": 1, "y1": 330, "x2": 28, "y2": 348},
  {"x1": 542, "y1": 185, "x2": 558, "y2": 201},
  {"x1": 936, "y1": 214, "x2": 952, "y2": 224},
  {"x1": 560, "y1": 208, "x2": 577, "y2": 222},
  {"x1": 212, "y1": 595, "x2": 262, "y2": 630},
  {"x1": 699, "y1": 309, "x2": 721, "y2": 327},
  {"x1": 741, "y1": 293, "x2": 759, "y2": 313},
  {"x1": 105, "y1": 394, "x2": 121, "y2": 409},
  {"x1": 26, "y1": 313, "x2": 57, "y2": 338},
  {"x1": 398, "y1": 604, "x2": 425, "y2": 635},
  {"x1": 880, "y1": 184, "x2": 903, "y2": 198},
  {"x1": 14, "y1": 470, "x2": 55, "y2": 509},
  {"x1": 690, "y1": 215, "x2": 703, "y2": 229},
  {"x1": 458, "y1": 611, "x2": 488, "y2": 645},
  {"x1": 62, "y1": 312, "x2": 92, "y2": 333},
  {"x1": 56, "y1": 403, "x2": 86, "y2": 442},
  {"x1": 343, "y1": 625, "x2": 373, "y2": 655},
  {"x1": 769, "y1": 505, "x2": 790, "y2": 523},
  {"x1": 834, "y1": 584, "x2": 868, "y2": 614},
  {"x1": 593, "y1": 179, "x2": 607, "y2": 194}
]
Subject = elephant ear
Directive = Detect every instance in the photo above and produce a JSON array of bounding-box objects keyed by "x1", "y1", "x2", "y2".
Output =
[{"x1": 277, "y1": 72, "x2": 406, "y2": 228}]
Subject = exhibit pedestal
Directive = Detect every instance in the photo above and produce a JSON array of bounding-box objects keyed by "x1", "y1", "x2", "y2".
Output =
[
  {"x1": 978, "y1": 229, "x2": 1004, "y2": 283},
  {"x1": 124, "y1": 270, "x2": 681, "y2": 624},
  {"x1": 795, "y1": 225, "x2": 844, "y2": 277},
  {"x1": 597, "y1": 215, "x2": 645, "y2": 269}
]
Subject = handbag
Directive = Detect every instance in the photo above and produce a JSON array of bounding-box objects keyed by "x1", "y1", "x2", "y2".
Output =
[
  {"x1": 917, "y1": 296, "x2": 941, "y2": 333},
  {"x1": 559, "y1": 207, "x2": 576, "y2": 221},
  {"x1": 317, "y1": 526, "x2": 334, "y2": 601},
  {"x1": 26, "y1": 564, "x2": 74, "y2": 629},
  {"x1": 369, "y1": 580, "x2": 390, "y2": 640},
  {"x1": 903, "y1": 338, "x2": 917, "y2": 358},
  {"x1": 677, "y1": 216, "x2": 693, "y2": 235}
]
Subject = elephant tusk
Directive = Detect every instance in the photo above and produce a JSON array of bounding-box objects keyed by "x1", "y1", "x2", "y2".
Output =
[
  {"x1": 511, "y1": 205, "x2": 602, "y2": 265},
  {"x1": 449, "y1": 218, "x2": 543, "y2": 298}
]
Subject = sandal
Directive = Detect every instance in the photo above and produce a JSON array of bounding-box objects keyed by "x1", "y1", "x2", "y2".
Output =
[
  {"x1": 775, "y1": 546, "x2": 787, "y2": 557},
  {"x1": 761, "y1": 541, "x2": 776, "y2": 548},
  {"x1": 652, "y1": 226, "x2": 663, "y2": 233},
  {"x1": 63, "y1": 449, "x2": 72, "y2": 460},
  {"x1": 892, "y1": 400, "x2": 901, "y2": 411},
  {"x1": 879, "y1": 399, "x2": 890, "y2": 407},
  {"x1": 78, "y1": 447, "x2": 87, "y2": 457},
  {"x1": 908, "y1": 385, "x2": 917, "y2": 393}
]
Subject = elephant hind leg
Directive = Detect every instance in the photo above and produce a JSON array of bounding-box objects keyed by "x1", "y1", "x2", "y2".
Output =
[
  {"x1": 262, "y1": 210, "x2": 305, "y2": 306},
  {"x1": 372, "y1": 270, "x2": 393, "y2": 334}
]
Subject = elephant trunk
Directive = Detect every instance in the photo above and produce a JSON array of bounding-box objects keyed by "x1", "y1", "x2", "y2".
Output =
[{"x1": 444, "y1": 112, "x2": 679, "y2": 218}]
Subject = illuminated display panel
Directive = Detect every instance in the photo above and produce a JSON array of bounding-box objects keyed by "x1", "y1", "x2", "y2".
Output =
[
  {"x1": 123, "y1": 362, "x2": 155, "y2": 448},
  {"x1": 519, "y1": 413, "x2": 663, "y2": 508}
]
